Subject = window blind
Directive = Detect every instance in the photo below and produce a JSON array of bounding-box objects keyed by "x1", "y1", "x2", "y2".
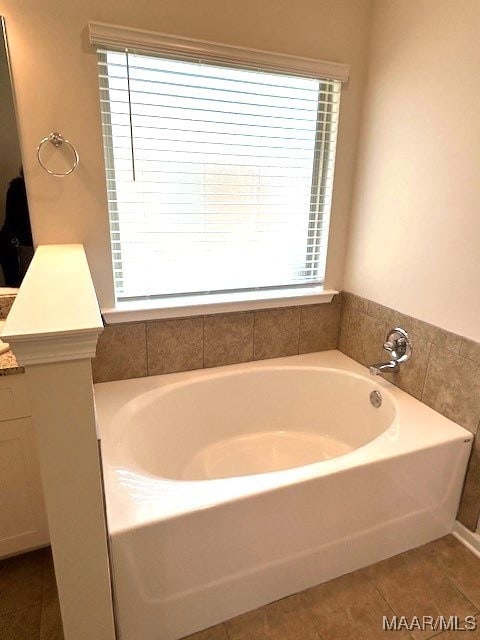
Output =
[{"x1": 97, "y1": 48, "x2": 341, "y2": 300}]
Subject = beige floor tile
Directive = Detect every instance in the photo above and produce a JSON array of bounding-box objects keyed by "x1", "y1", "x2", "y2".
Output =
[
  {"x1": 366, "y1": 546, "x2": 477, "y2": 639},
  {"x1": 182, "y1": 623, "x2": 229, "y2": 639},
  {"x1": 432, "y1": 614, "x2": 480, "y2": 638},
  {"x1": 422, "y1": 536, "x2": 480, "y2": 609},
  {"x1": 42, "y1": 549, "x2": 59, "y2": 605},
  {"x1": 225, "y1": 593, "x2": 320, "y2": 640},
  {"x1": 0, "y1": 604, "x2": 42, "y2": 640},
  {"x1": 0, "y1": 548, "x2": 45, "y2": 615},
  {"x1": 301, "y1": 569, "x2": 411, "y2": 640},
  {"x1": 2, "y1": 540, "x2": 480, "y2": 640},
  {"x1": 40, "y1": 596, "x2": 64, "y2": 640},
  {"x1": 40, "y1": 549, "x2": 64, "y2": 639}
]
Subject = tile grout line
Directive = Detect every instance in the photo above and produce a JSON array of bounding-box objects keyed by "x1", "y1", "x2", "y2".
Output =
[
  {"x1": 418, "y1": 543, "x2": 480, "y2": 615},
  {"x1": 144, "y1": 321, "x2": 149, "y2": 377},
  {"x1": 305, "y1": 611, "x2": 329, "y2": 640},
  {"x1": 296, "y1": 306, "x2": 301, "y2": 355},
  {"x1": 222, "y1": 621, "x2": 232, "y2": 640},
  {"x1": 248, "y1": 311, "x2": 254, "y2": 362},
  {"x1": 361, "y1": 568, "x2": 417, "y2": 640},
  {"x1": 419, "y1": 340, "x2": 433, "y2": 402}
]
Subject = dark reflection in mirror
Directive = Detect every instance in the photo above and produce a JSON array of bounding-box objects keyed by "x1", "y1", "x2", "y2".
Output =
[{"x1": 0, "y1": 18, "x2": 33, "y2": 287}]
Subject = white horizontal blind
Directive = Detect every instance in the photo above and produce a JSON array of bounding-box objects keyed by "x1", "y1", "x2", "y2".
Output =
[{"x1": 97, "y1": 48, "x2": 341, "y2": 300}]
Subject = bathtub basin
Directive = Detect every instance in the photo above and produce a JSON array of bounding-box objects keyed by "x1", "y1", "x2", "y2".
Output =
[{"x1": 95, "y1": 350, "x2": 472, "y2": 640}]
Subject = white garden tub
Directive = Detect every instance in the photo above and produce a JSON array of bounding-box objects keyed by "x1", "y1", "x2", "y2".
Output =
[{"x1": 95, "y1": 350, "x2": 472, "y2": 640}]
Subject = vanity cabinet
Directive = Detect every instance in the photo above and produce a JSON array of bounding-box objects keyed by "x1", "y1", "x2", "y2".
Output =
[{"x1": 0, "y1": 373, "x2": 49, "y2": 557}]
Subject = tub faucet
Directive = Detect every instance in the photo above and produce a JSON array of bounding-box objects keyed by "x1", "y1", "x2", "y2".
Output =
[{"x1": 369, "y1": 328, "x2": 412, "y2": 376}]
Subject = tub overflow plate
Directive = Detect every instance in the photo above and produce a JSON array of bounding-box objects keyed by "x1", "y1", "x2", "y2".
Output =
[{"x1": 370, "y1": 390, "x2": 382, "y2": 408}]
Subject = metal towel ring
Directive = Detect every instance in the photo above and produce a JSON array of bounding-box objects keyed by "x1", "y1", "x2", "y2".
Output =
[{"x1": 37, "y1": 132, "x2": 79, "y2": 177}]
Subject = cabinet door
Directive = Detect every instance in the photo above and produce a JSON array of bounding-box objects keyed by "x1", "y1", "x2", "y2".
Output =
[
  {"x1": 0, "y1": 374, "x2": 31, "y2": 422},
  {"x1": 0, "y1": 417, "x2": 49, "y2": 557}
]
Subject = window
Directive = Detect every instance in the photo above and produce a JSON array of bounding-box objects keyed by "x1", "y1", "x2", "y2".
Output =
[{"x1": 95, "y1": 31, "x2": 344, "y2": 303}]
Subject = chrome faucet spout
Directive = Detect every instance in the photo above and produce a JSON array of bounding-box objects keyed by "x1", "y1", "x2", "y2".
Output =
[{"x1": 369, "y1": 361, "x2": 400, "y2": 375}]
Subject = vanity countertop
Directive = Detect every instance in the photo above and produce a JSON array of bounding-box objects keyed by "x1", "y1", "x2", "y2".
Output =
[
  {"x1": 0, "y1": 350, "x2": 24, "y2": 375},
  {"x1": 0, "y1": 295, "x2": 23, "y2": 374}
]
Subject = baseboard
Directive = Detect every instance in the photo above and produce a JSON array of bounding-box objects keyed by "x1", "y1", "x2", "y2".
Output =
[{"x1": 452, "y1": 521, "x2": 480, "y2": 559}]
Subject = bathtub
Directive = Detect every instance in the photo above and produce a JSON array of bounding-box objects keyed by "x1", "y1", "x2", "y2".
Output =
[{"x1": 95, "y1": 350, "x2": 472, "y2": 640}]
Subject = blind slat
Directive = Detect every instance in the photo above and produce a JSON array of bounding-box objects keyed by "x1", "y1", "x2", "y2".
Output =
[
  {"x1": 97, "y1": 57, "x2": 341, "y2": 94},
  {"x1": 101, "y1": 108, "x2": 338, "y2": 132}
]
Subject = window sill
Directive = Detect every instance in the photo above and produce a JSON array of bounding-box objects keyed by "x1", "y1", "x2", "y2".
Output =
[{"x1": 101, "y1": 287, "x2": 338, "y2": 324}]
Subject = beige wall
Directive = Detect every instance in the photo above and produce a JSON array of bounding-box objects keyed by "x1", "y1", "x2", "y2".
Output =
[
  {"x1": 344, "y1": 0, "x2": 480, "y2": 342},
  {"x1": 1, "y1": 0, "x2": 372, "y2": 308}
]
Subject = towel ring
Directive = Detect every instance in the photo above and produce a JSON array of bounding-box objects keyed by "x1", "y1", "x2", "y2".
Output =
[{"x1": 37, "y1": 132, "x2": 79, "y2": 177}]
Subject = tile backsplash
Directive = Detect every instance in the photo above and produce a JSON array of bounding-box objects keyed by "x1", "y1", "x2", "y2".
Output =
[
  {"x1": 339, "y1": 291, "x2": 480, "y2": 532},
  {"x1": 92, "y1": 297, "x2": 341, "y2": 384}
]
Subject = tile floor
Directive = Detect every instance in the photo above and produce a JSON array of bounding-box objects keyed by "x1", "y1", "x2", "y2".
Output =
[
  {"x1": 1, "y1": 535, "x2": 479, "y2": 640},
  {"x1": 0, "y1": 547, "x2": 63, "y2": 640}
]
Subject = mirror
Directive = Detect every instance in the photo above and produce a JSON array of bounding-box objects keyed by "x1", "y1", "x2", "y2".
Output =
[{"x1": 0, "y1": 17, "x2": 33, "y2": 288}]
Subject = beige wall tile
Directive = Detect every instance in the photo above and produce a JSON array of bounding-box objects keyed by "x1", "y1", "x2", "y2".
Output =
[
  {"x1": 457, "y1": 435, "x2": 480, "y2": 531},
  {"x1": 367, "y1": 299, "x2": 397, "y2": 326},
  {"x1": 429, "y1": 325, "x2": 462, "y2": 354},
  {"x1": 342, "y1": 291, "x2": 369, "y2": 314},
  {"x1": 422, "y1": 345, "x2": 480, "y2": 434},
  {"x1": 460, "y1": 338, "x2": 480, "y2": 365},
  {"x1": 338, "y1": 295, "x2": 352, "y2": 354},
  {"x1": 204, "y1": 313, "x2": 254, "y2": 368},
  {"x1": 299, "y1": 301, "x2": 340, "y2": 354},
  {"x1": 147, "y1": 317, "x2": 203, "y2": 375},
  {"x1": 92, "y1": 322, "x2": 147, "y2": 383},
  {"x1": 343, "y1": 309, "x2": 386, "y2": 367},
  {"x1": 381, "y1": 332, "x2": 431, "y2": 400},
  {"x1": 361, "y1": 294, "x2": 463, "y2": 353},
  {"x1": 396, "y1": 314, "x2": 434, "y2": 344},
  {"x1": 254, "y1": 308, "x2": 300, "y2": 360},
  {"x1": 370, "y1": 304, "x2": 433, "y2": 345},
  {"x1": 337, "y1": 315, "x2": 349, "y2": 353}
]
